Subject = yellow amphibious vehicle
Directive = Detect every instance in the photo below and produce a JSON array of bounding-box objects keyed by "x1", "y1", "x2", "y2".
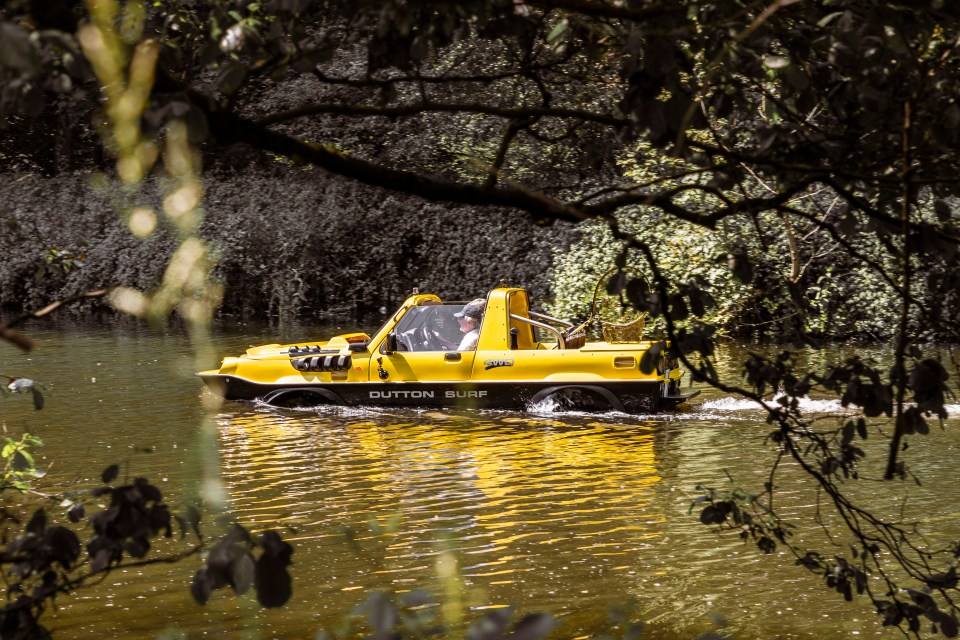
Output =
[{"x1": 199, "y1": 284, "x2": 699, "y2": 413}]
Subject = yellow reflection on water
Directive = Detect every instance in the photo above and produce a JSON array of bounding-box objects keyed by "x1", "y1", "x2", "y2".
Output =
[{"x1": 215, "y1": 407, "x2": 664, "y2": 632}]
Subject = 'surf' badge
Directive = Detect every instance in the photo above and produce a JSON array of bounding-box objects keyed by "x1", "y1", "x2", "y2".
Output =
[{"x1": 484, "y1": 358, "x2": 515, "y2": 370}]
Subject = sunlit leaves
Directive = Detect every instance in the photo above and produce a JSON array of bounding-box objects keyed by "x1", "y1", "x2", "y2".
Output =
[
  {"x1": 78, "y1": 9, "x2": 160, "y2": 185},
  {"x1": 0, "y1": 432, "x2": 44, "y2": 493},
  {"x1": 546, "y1": 20, "x2": 567, "y2": 45}
]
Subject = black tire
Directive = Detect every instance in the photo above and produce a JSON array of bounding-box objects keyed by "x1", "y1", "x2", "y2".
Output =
[
  {"x1": 261, "y1": 388, "x2": 344, "y2": 408},
  {"x1": 529, "y1": 385, "x2": 625, "y2": 412}
]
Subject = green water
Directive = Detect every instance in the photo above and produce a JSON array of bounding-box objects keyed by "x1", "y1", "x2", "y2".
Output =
[{"x1": 2, "y1": 322, "x2": 958, "y2": 639}]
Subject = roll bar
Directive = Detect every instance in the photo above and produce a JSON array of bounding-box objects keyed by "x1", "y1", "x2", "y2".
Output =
[
  {"x1": 510, "y1": 313, "x2": 567, "y2": 350},
  {"x1": 528, "y1": 310, "x2": 574, "y2": 329}
]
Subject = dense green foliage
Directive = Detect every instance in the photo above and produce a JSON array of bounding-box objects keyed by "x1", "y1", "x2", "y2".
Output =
[{"x1": 3, "y1": 0, "x2": 960, "y2": 637}]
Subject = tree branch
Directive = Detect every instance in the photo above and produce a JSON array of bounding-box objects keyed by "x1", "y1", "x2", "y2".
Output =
[
  {"x1": 209, "y1": 107, "x2": 590, "y2": 223},
  {"x1": 255, "y1": 100, "x2": 626, "y2": 128},
  {"x1": 0, "y1": 289, "x2": 112, "y2": 352}
]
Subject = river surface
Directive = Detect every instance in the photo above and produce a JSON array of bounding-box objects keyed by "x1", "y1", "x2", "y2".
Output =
[{"x1": 2, "y1": 320, "x2": 959, "y2": 639}]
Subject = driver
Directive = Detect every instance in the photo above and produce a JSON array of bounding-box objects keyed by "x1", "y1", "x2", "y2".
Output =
[
  {"x1": 399, "y1": 307, "x2": 459, "y2": 351},
  {"x1": 425, "y1": 314, "x2": 459, "y2": 350},
  {"x1": 454, "y1": 298, "x2": 485, "y2": 351}
]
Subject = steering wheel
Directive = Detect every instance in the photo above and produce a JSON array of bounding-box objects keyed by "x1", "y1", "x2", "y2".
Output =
[{"x1": 419, "y1": 325, "x2": 445, "y2": 351}]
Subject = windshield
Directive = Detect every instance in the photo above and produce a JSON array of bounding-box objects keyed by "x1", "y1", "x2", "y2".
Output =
[{"x1": 394, "y1": 303, "x2": 470, "y2": 352}]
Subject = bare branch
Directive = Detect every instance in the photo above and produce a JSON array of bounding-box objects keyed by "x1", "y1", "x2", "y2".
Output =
[
  {"x1": 0, "y1": 289, "x2": 112, "y2": 352},
  {"x1": 255, "y1": 100, "x2": 627, "y2": 128}
]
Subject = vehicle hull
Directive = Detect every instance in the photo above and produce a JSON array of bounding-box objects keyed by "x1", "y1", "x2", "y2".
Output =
[{"x1": 200, "y1": 374, "x2": 698, "y2": 413}]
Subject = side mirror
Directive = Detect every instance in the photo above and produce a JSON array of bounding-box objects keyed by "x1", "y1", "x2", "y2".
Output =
[{"x1": 383, "y1": 332, "x2": 398, "y2": 354}]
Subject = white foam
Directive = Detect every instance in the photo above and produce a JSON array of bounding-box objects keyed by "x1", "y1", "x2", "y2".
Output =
[
  {"x1": 696, "y1": 397, "x2": 763, "y2": 412},
  {"x1": 692, "y1": 395, "x2": 960, "y2": 419},
  {"x1": 694, "y1": 392, "x2": 845, "y2": 415}
]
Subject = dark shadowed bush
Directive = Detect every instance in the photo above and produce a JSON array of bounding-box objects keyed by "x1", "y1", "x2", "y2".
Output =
[
  {"x1": 0, "y1": 166, "x2": 575, "y2": 321},
  {"x1": 0, "y1": 172, "x2": 177, "y2": 312}
]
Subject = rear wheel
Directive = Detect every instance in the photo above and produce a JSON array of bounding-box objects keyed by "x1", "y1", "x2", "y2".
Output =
[
  {"x1": 529, "y1": 386, "x2": 624, "y2": 412},
  {"x1": 261, "y1": 388, "x2": 344, "y2": 408}
]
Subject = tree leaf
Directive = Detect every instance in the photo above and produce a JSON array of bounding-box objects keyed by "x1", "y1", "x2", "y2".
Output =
[
  {"x1": 699, "y1": 503, "x2": 729, "y2": 525},
  {"x1": 67, "y1": 504, "x2": 86, "y2": 523},
  {"x1": 763, "y1": 55, "x2": 790, "y2": 70},
  {"x1": 26, "y1": 508, "x2": 46, "y2": 536},
  {"x1": 364, "y1": 591, "x2": 396, "y2": 632},
  {"x1": 546, "y1": 21, "x2": 567, "y2": 44},
  {"x1": 467, "y1": 607, "x2": 513, "y2": 640},
  {"x1": 509, "y1": 612, "x2": 557, "y2": 640},
  {"x1": 757, "y1": 536, "x2": 776, "y2": 554},
  {"x1": 941, "y1": 614, "x2": 959, "y2": 638},
  {"x1": 229, "y1": 552, "x2": 255, "y2": 595},
  {"x1": 605, "y1": 269, "x2": 627, "y2": 295},
  {"x1": 727, "y1": 252, "x2": 754, "y2": 284},
  {"x1": 218, "y1": 63, "x2": 248, "y2": 96},
  {"x1": 934, "y1": 199, "x2": 952, "y2": 222},
  {"x1": 625, "y1": 277, "x2": 649, "y2": 309},
  {"x1": 191, "y1": 566, "x2": 214, "y2": 605},
  {"x1": 668, "y1": 293, "x2": 689, "y2": 321},
  {"x1": 101, "y1": 464, "x2": 120, "y2": 484},
  {"x1": 0, "y1": 23, "x2": 42, "y2": 78},
  {"x1": 856, "y1": 418, "x2": 867, "y2": 440},
  {"x1": 639, "y1": 341, "x2": 665, "y2": 374},
  {"x1": 255, "y1": 549, "x2": 293, "y2": 608}
]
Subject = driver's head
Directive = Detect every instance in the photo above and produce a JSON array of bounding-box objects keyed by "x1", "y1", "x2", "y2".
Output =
[{"x1": 455, "y1": 298, "x2": 485, "y2": 330}]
